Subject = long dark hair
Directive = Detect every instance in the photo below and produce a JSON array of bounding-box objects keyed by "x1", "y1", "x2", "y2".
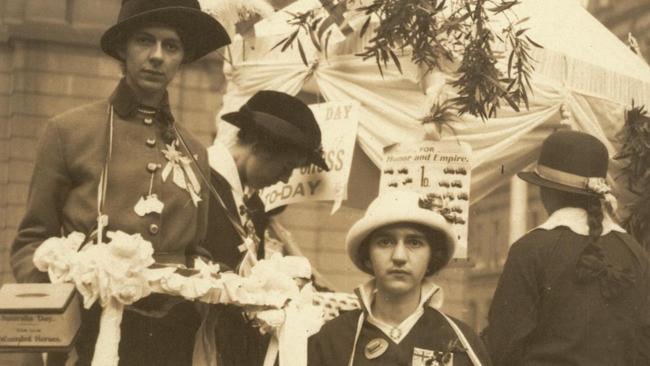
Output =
[{"x1": 547, "y1": 189, "x2": 635, "y2": 299}]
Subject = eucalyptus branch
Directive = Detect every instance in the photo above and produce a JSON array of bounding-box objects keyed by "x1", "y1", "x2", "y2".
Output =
[
  {"x1": 271, "y1": 0, "x2": 542, "y2": 121},
  {"x1": 615, "y1": 102, "x2": 650, "y2": 252},
  {"x1": 270, "y1": 10, "x2": 324, "y2": 65}
]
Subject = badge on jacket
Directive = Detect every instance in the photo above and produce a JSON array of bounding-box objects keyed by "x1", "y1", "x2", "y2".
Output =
[
  {"x1": 412, "y1": 347, "x2": 453, "y2": 366},
  {"x1": 364, "y1": 338, "x2": 389, "y2": 359}
]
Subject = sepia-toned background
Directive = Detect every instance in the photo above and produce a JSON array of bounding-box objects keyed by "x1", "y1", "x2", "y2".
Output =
[{"x1": 1, "y1": 0, "x2": 649, "y2": 364}]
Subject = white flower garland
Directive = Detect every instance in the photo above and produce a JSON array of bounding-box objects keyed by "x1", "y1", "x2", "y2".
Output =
[{"x1": 33, "y1": 231, "x2": 359, "y2": 366}]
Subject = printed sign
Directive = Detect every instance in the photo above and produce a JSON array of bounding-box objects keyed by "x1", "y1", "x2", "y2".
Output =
[
  {"x1": 379, "y1": 141, "x2": 472, "y2": 259},
  {"x1": 260, "y1": 101, "x2": 359, "y2": 213}
]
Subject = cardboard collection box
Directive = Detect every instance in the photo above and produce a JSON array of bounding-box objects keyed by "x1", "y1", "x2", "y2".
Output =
[{"x1": 0, "y1": 283, "x2": 80, "y2": 352}]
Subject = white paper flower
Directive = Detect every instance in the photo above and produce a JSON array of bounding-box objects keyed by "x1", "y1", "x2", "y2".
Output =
[
  {"x1": 113, "y1": 275, "x2": 151, "y2": 305},
  {"x1": 586, "y1": 177, "x2": 611, "y2": 195},
  {"x1": 254, "y1": 309, "x2": 286, "y2": 334},
  {"x1": 33, "y1": 231, "x2": 86, "y2": 283},
  {"x1": 251, "y1": 254, "x2": 312, "y2": 280},
  {"x1": 73, "y1": 267, "x2": 100, "y2": 309},
  {"x1": 106, "y1": 231, "x2": 154, "y2": 271},
  {"x1": 159, "y1": 272, "x2": 186, "y2": 293}
]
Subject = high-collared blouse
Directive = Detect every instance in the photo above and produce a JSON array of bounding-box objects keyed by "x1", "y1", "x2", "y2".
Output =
[{"x1": 11, "y1": 79, "x2": 210, "y2": 282}]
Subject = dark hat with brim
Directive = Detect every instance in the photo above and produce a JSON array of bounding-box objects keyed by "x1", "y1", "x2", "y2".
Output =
[
  {"x1": 517, "y1": 171, "x2": 598, "y2": 196},
  {"x1": 101, "y1": 0, "x2": 230, "y2": 63},
  {"x1": 517, "y1": 130, "x2": 609, "y2": 196},
  {"x1": 223, "y1": 91, "x2": 330, "y2": 171}
]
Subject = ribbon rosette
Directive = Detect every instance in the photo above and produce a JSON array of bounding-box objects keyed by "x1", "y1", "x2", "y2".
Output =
[
  {"x1": 585, "y1": 177, "x2": 611, "y2": 195},
  {"x1": 161, "y1": 142, "x2": 201, "y2": 206},
  {"x1": 586, "y1": 177, "x2": 618, "y2": 213}
]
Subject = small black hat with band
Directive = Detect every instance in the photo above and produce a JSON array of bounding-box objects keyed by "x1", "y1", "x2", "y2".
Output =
[
  {"x1": 222, "y1": 90, "x2": 330, "y2": 171},
  {"x1": 518, "y1": 130, "x2": 612, "y2": 198}
]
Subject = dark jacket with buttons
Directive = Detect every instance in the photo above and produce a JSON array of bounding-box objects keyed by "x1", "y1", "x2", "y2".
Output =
[
  {"x1": 10, "y1": 79, "x2": 209, "y2": 366},
  {"x1": 11, "y1": 79, "x2": 210, "y2": 283}
]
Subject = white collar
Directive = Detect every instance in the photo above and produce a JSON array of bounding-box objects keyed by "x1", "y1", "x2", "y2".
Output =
[
  {"x1": 535, "y1": 207, "x2": 626, "y2": 236},
  {"x1": 355, "y1": 279, "x2": 443, "y2": 344},
  {"x1": 207, "y1": 141, "x2": 245, "y2": 197}
]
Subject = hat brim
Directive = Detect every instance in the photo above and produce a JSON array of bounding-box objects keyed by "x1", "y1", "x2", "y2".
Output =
[
  {"x1": 517, "y1": 171, "x2": 596, "y2": 196},
  {"x1": 345, "y1": 210, "x2": 457, "y2": 276},
  {"x1": 223, "y1": 111, "x2": 330, "y2": 171},
  {"x1": 101, "y1": 7, "x2": 230, "y2": 63}
]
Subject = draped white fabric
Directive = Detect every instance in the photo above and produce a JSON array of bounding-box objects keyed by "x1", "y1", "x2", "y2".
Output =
[
  {"x1": 213, "y1": 0, "x2": 644, "y2": 210},
  {"x1": 216, "y1": 48, "x2": 628, "y2": 209}
]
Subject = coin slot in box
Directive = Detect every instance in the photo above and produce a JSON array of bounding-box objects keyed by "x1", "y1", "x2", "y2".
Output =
[{"x1": 0, "y1": 283, "x2": 80, "y2": 352}]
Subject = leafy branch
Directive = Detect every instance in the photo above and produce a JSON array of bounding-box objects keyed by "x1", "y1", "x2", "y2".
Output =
[
  {"x1": 615, "y1": 102, "x2": 650, "y2": 252},
  {"x1": 271, "y1": 10, "x2": 329, "y2": 65},
  {"x1": 272, "y1": 0, "x2": 541, "y2": 120}
]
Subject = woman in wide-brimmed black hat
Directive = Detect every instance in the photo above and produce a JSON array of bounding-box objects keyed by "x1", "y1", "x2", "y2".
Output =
[
  {"x1": 101, "y1": 0, "x2": 230, "y2": 63},
  {"x1": 483, "y1": 130, "x2": 650, "y2": 366},
  {"x1": 11, "y1": 1, "x2": 230, "y2": 365}
]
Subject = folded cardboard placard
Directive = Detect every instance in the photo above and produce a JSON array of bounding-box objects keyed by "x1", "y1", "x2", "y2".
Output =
[{"x1": 0, "y1": 283, "x2": 80, "y2": 352}]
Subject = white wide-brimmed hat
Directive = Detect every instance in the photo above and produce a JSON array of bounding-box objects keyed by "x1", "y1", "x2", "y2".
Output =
[{"x1": 345, "y1": 189, "x2": 457, "y2": 275}]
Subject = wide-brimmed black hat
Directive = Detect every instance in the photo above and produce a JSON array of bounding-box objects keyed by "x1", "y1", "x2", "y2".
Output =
[
  {"x1": 101, "y1": 0, "x2": 230, "y2": 63},
  {"x1": 222, "y1": 91, "x2": 330, "y2": 171},
  {"x1": 518, "y1": 130, "x2": 609, "y2": 196}
]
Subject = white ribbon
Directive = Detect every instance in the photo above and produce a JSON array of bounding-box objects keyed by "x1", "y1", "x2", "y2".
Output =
[
  {"x1": 237, "y1": 237, "x2": 259, "y2": 277},
  {"x1": 162, "y1": 142, "x2": 202, "y2": 206},
  {"x1": 261, "y1": 285, "x2": 324, "y2": 366},
  {"x1": 91, "y1": 299, "x2": 124, "y2": 366},
  {"x1": 192, "y1": 304, "x2": 221, "y2": 366}
]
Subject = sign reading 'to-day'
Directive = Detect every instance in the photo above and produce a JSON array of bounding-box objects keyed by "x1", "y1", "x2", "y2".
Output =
[
  {"x1": 260, "y1": 101, "x2": 359, "y2": 213},
  {"x1": 379, "y1": 141, "x2": 472, "y2": 259}
]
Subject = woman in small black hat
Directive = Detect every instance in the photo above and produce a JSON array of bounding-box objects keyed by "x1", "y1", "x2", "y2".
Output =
[
  {"x1": 10, "y1": 1, "x2": 230, "y2": 365},
  {"x1": 205, "y1": 90, "x2": 328, "y2": 272},
  {"x1": 483, "y1": 130, "x2": 650, "y2": 366},
  {"x1": 204, "y1": 90, "x2": 329, "y2": 366}
]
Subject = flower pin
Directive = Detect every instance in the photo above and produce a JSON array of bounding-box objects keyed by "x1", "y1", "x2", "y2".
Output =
[{"x1": 161, "y1": 141, "x2": 201, "y2": 206}]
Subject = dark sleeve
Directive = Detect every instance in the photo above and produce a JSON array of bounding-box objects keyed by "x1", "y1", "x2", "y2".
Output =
[
  {"x1": 483, "y1": 233, "x2": 543, "y2": 366},
  {"x1": 308, "y1": 311, "x2": 358, "y2": 366},
  {"x1": 307, "y1": 333, "x2": 325, "y2": 366},
  {"x1": 450, "y1": 317, "x2": 492, "y2": 366},
  {"x1": 11, "y1": 120, "x2": 71, "y2": 283},
  {"x1": 636, "y1": 245, "x2": 650, "y2": 363}
]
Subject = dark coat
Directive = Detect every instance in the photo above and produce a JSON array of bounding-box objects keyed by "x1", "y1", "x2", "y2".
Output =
[
  {"x1": 308, "y1": 307, "x2": 492, "y2": 366},
  {"x1": 204, "y1": 171, "x2": 271, "y2": 366},
  {"x1": 484, "y1": 227, "x2": 650, "y2": 366},
  {"x1": 204, "y1": 170, "x2": 268, "y2": 270},
  {"x1": 11, "y1": 79, "x2": 210, "y2": 366}
]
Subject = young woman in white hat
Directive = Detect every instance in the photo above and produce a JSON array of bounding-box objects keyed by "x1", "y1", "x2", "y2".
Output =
[{"x1": 308, "y1": 189, "x2": 490, "y2": 366}]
